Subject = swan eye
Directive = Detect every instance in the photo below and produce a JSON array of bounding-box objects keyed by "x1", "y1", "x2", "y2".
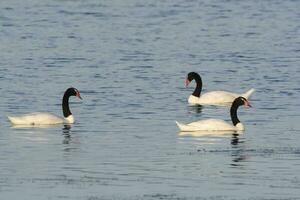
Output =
[
  {"x1": 240, "y1": 97, "x2": 246, "y2": 102},
  {"x1": 73, "y1": 88, "x2": 79, "y2": 94},
  {"x1": 242, "y1": 98, "x2": 251, "y2": 107}
]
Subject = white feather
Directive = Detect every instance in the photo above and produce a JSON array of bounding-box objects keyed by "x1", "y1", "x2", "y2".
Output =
[
  {"x1": 176, "y1": 120, "x2": 244, "y2": 132},
  {"x1": 8, "y1": 112, "x2": 74, "y2": 125},
  {"x1": 188, "y1": 88, "x2": 255, "y2": 105}
]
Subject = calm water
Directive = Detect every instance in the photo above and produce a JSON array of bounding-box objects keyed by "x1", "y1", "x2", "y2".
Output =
[{"x1": 1, "y1": 0, "x2": 300, "y2": 199}]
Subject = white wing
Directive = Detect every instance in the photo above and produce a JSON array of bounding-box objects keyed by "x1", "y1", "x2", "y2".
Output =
[
  {"x1": 176, "y1": 119, "x2": 238, "y2": 132},
  {"x1": 8, "y1": 112, "x2": 65, "y2": 125},
  {"x1": 188, "y1": 88, "x2": 255, "y2": 105}
]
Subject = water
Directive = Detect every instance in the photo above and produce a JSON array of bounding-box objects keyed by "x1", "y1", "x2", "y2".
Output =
[{"x1": 1, "y1": 0, "x2": 300, "y2": 199}]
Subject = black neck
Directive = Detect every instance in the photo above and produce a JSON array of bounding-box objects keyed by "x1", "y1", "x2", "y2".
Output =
[
  {"x1": 230, "y1": 103, "x2": 240, "y2": 126},
  {"x1": 192, "y1": 76, "x2": 202, "y2": 97},
  {"x1": 62, "y1": 93, "x2": 72, "y2": 117}
]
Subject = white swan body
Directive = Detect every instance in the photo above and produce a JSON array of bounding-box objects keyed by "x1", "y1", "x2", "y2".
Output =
[
  {"x1": 8, "y1": 112, "x2": 74, "y2": 125},
  {"x1": 7, "y1": 87, "x2": 81, "y2": 126},
  {"x1": 176, "y1": 96, "x2": 250, "y2": 132},
  {"x1": 188, "y1": 88, "x2": 255, "y2": 105},
  {"x1": 176, "y1": 120, "x2": 244, "y2": 132}
]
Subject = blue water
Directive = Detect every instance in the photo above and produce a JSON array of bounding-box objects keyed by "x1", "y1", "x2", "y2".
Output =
[{"x1": 1, "y1": 0, "x2": 300, "y2": 199}]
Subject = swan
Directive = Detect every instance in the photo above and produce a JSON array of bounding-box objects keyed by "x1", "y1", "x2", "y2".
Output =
[
  {"x1": 8, "y1": 87, "x2": 82, "y2": 125},
  {"x1": 186, "y1": 72, "x2": 255, "y2": 105},
  {"x1": 176, "y1": 96, "x2": 251, "y2": 132}
]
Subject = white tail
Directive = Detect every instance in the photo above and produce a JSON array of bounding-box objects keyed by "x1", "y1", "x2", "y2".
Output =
[
  {"x1": 7, "y1": 116, "x2": 18, "y2": 125},
  {"x1": 175, "y1": 121, "x2": 187, "y2": 131},
  {"x1": 175, "y1": 121, "x2": 199, "y2": 132},
  {"x1": 242, "y1": 88, "x2": 255, "y2": 99}
]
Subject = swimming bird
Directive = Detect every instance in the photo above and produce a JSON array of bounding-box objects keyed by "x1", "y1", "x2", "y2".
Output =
[
  {"x1": 186, "y1": 72, "x2": 255, "y2": 105},
  {"x1": 8, "y1": 87, "x2": 82, "y2": 125},
  {"x1": 176, "y1": 96, "x2": 251, "y2": 132}
]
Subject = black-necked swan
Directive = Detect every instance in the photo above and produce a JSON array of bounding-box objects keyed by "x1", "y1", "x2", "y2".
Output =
[
  {"x1": 176, "y1": 96, "x2": 251, "y2": 132},
  {"x1": 186, "y1": 72, "x2": 255, "y2": 105},
  {"x1": 8, "y1": 87, "x2": 82, "y2": 125}
]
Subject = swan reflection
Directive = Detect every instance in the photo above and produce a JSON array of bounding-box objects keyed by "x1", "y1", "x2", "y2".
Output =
[
  {"x1": 188, "y1": 105, "x2": 203, "y2": 114},
  {"x1": 230, "y1": 134, "x2": 248, "y2": 166},
  {"x1": 62, "y1": 125, "x2": 72, "y2": 144}
]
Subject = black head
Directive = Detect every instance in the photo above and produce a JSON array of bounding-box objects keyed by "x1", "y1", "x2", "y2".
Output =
[
  {"x1": 230, "y1": 97, "x2": 251, "y2": 126},
  {"x1": 185, "y1": 72, "x2": 201, "y2": 87},
  {"x1": 65, "y1": 87, "x2": 82, "y2": 99},
  {"x1": 233, "y1": 96, "x2": 251, "y2": 108}
]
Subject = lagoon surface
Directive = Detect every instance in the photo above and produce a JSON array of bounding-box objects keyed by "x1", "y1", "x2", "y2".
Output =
[{"x1": 1, "y1": 0, "x2": 300, "y2": 199}]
